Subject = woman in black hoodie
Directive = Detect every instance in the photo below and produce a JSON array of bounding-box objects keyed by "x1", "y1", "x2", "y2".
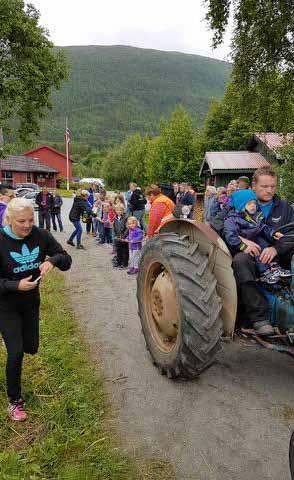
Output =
[
  {"x1": 0, "y1": 198, "x2": 72, "y2": 421},
  {"x1": 67, "y1": 190, "x2": 94, "y2": 250}
]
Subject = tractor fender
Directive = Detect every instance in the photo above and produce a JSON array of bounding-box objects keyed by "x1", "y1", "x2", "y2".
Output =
[{"x1": 159, "y1": 218, "x2": 237, "y2": 336}]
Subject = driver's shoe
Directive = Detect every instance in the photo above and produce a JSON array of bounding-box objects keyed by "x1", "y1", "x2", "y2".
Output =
[
  {"x1": 272, "y1": 266, "x2": 292, "y2": 278},
  {"x1": 260, "y1": 270, "x2": 280, "y2": 284},
  {"x1": 253, "y1": 322, "x2": 274, "y2": 335}
]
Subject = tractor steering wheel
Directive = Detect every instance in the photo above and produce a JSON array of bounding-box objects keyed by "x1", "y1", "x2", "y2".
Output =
[{"x1": 272, "y1": 222, "x2": 294, "y2": 236}]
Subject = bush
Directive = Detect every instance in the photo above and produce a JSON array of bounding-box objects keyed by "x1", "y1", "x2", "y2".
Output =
[
  {"x1": 57, "y1": 177, "x2": 67, "y2": 189},
  {"x1": 57, "y1": 178, "x2": 79, "y2": 190}
]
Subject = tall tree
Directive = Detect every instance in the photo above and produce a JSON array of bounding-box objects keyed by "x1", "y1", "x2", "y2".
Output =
[
  {"x1": 146, "y1": 106, "x2": 203, "y2": 188},
  {"x1": 204, "y1": 0, "x2": 294, "y2": 130},
  {"x1": 101, "y1": 134, "x2": 149, "y2": 190},
  {"x1": 202, "y1": 84, "x2": 259, "y2": 151},
  {"x1": 0, "y1": 0, "x2": 67, "y2": 142},
  {"x1": 276, "y1": 143, "x2": 294, "y2": 203}
]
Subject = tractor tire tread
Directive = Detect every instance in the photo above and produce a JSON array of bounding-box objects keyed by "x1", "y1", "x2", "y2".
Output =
[{"x1": 137, "y1": 233, "x2": 223, "y2": 379}]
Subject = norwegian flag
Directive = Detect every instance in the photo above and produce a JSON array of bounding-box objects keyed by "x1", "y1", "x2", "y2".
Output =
[{"x1": 65, "y1": 126, "x2": 71, "y2": 145}]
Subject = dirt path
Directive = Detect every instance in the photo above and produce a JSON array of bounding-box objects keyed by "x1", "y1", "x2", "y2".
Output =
[{"x1": 56, "y1": 200, "x2": 294, "y2": 479}]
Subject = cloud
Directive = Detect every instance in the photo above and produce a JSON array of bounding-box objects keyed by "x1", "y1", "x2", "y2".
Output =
[{"x1": 31, "y1": 0, "x2": 231, "y2": 60}]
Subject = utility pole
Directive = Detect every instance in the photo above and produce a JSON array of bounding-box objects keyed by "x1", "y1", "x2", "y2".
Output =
[
  {"x1": 0, "y1": 127, "x2": 4, "y2": 156},
  {"x1": 65, "y1": 118, "x2": 70, "y2": 191}
]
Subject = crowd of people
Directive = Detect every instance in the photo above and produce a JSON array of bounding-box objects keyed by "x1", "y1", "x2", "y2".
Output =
[
  {"x1": 65, "y1": 182, "x2": 180, "y2": 275},
  {"x1": 172, "y1": 182, "x2": 197, "y2": 218},
  {"x1": 1, "y1": 166, "x2": 294, "y2": 422},
  {"x1": 66, "y1": 183, "x2": 146, "y2": 275}
]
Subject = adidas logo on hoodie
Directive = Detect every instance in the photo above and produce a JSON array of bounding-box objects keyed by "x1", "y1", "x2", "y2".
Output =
[{"x1": 10, "y1": 244, "x2": 41, "y2": 273}]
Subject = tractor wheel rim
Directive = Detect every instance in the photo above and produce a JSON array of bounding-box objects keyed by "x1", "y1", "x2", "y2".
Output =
[{"x1": 145, "y1": 262, "x2": 180, "y2": 353}]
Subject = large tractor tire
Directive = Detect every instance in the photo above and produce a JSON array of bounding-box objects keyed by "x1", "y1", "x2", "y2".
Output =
[{"x1": 137, "y1": 233, "x2": 223, "y2": 379}]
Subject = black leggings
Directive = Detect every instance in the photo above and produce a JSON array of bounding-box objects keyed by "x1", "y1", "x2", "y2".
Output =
[
  {"x1": 0, "y1": 300, "x2": 40, "y2": 402},
  {"x1": 86, "y1": 218, "x2": 93, "y2": 234},
  {"x1": 115, "y1": 239, "x2": 129, "y2": 266}
]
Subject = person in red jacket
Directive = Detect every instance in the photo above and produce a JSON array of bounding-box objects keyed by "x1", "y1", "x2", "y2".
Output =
[{"x1": 145, "y1": 185, "x2": 175, "y2": 238}]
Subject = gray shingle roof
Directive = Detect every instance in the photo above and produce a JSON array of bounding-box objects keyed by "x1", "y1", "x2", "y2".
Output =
[
  {"x1": 200, "y1": 151, "x2": 270, "y2": 175},
  {"x1": 0, "y1": 156, "x2": 59, "y2": 173}
]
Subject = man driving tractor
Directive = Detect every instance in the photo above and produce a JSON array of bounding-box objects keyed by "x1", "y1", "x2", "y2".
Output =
[{"x1": 231, "y1": 166, "x2": 294, "y2": 335}]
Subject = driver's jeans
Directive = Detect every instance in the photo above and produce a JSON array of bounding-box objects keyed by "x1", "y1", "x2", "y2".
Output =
[{"x1": 232, "y1": 252, "x2": 269, "y2": 326}]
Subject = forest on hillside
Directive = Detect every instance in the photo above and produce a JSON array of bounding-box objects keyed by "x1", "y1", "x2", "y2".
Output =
[{"x1": 38, "y1": 45, "x2": 231, "y2": 148}]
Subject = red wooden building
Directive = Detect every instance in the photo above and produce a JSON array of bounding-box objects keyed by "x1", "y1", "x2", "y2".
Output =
[
  {"x1": 0, "y1": 156, "x2": 59, "y2": 188},
  {"x1": 24, "y1": 145, "x2": 73, "y2": 183}
]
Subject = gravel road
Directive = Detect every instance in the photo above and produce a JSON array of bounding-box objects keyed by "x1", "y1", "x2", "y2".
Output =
[{"x1": 54, "y1": 198, "x2": 294, "y2": 480}]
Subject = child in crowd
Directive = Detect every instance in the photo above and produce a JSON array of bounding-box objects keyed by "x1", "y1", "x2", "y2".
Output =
[
  {"x1": 237, "y1": 176, "x2": 250, "y2": 190},
  {"x1": 92, "y1": 194, "x2": 102, "y2": 238},
  {"x1": 108, "y1": 201, "x2": 115, "y2": 223},
  {"x1": 224, "y1": 189, "x2": 291, "y2": 284},
  {"x1": 210, "y1": 187, "x2": 227, "y2": 217},
  {"x1": 113, "y1": 193, "x2": 126, "y2": 210},
  {"x1": 228, "y1": 179, "x2": 238, "y2": 189},
  {"x1": 210, "y1": 184, "x2": 236, "y2": 218},
  {"x1": 51, "y1": 190, "x2": 63, "y2": 232},
  {"x1": 125, "y1": 216, "x2": 144, "y2": 275},
  {"x1": 99, "y1": 202, "x2": 113, "y2": 244},
  {"x1": 203, "y1": 186, "x2": 217, "y2": 224},
  {"x1": 113, "y1": 205, "x2": 129, "y2": 268},
  {"x1": 108, "y1": 200, "x2": 116, "y2": 253},
  {"x1": 218, "y1": 190, "x2": 231, "y2": 209},
  {"x1": 86, "y1": 188, "x2": 95, "y2": 235}
]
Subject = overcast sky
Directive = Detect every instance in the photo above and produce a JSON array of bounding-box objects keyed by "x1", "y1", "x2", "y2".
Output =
[{"x1": 31, "y1": 0, "x2": 231, "y2": 61}]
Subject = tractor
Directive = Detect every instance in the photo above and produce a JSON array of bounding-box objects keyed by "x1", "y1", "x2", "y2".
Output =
[
  {"x1": 290, "y1": 431, "x2": 294, "y2": 480},
  {"x1": 137, "y1": 217, "x2": 294, "y2": 379}
]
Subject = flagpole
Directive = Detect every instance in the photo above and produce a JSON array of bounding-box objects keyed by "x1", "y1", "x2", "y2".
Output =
[{"x1": 65, "y1": 117, "x2": 69, "y2": 191}]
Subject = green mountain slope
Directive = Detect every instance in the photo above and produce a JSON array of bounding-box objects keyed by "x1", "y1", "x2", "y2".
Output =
[{"x1": 40, "y1": 45, "x2": 231, "y2": 148}]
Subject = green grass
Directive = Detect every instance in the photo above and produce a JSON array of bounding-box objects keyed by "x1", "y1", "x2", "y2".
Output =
[
  {"x1": 57, "y1": 189, "x2": 75, "y2": 198},
  {"x1": 0, "y1": 272, "x2": 138, "y2": 480}
]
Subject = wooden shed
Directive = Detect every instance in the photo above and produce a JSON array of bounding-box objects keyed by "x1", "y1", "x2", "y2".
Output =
[{"x1": 199, "y1": 151, "x2": 270, "y2": 187}]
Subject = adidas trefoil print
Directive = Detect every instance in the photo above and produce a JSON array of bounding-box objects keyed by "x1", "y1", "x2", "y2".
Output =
[{"x1": 10, "y1": 245, "x2": 41, "y2": 273}]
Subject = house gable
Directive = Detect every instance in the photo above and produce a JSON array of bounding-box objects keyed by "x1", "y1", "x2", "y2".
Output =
[
  {"x1": 248, "y1": 133, "x2": 294, "y2": 164},
  {"x1": 23, "y1": 145, "x2": 73, "y2": 181},
  {"x1": 24, "y1": 145, "x2": 73, "y2": 162}
]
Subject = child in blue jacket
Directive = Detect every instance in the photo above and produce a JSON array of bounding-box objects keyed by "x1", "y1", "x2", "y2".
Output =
[{"x1": 224, "y1": 189, "x2": 291, "y2": 284}]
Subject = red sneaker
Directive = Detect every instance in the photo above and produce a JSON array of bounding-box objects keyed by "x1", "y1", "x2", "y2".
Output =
[{"x1": 8, "y1": 399, "x2": 27, "y2": 421}]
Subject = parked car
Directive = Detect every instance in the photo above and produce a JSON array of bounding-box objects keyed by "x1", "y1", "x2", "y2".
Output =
[
  {"x1": 15, "y1": 183, "x2": 39, "y2": 191},
  {"x1": 22, "y1": 191, "x2": 38, "y2": 210},
  {"x1": 15, "y1": 188, "x2": 36, "y2": 197}
]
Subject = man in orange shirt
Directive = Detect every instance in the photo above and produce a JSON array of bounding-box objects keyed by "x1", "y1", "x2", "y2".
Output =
[{"x1": 145, "y1": 185, "x2": 175, "y2": 238}]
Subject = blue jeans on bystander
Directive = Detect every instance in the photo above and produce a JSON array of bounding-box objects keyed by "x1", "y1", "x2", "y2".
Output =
[{"x1": 69, "y1": 220, "x2": 83, "y2": 246}]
